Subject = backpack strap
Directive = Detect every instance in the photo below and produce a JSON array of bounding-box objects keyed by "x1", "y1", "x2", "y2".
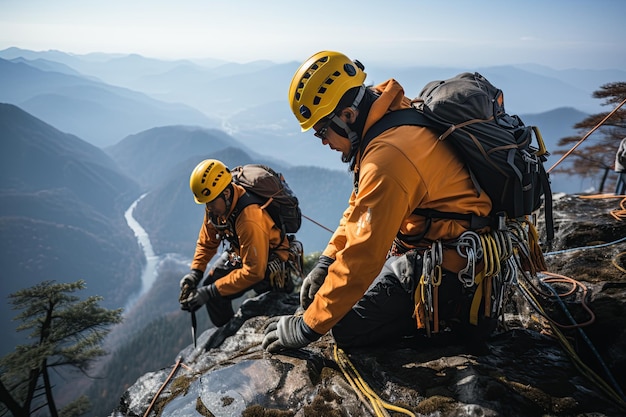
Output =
[
  {"x1": 231, "y1": 192, "x2": 287, "y2": 244},
  {"x1": 359, "y1": 108, "x2": 493, "y2": 241},
  {"x1": 539, "y1": 163, "x2": 554, "y2": 242},
  {"x1": 354, "y1": 108, "x2": 443, "y2": 192},
  {"x1": 361, "y1": 108, "x2": 442, "y2": 151}
]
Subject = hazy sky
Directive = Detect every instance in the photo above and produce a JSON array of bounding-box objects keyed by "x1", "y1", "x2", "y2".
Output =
[{"x1": 1, "y1": 0, "x2": 625, "y2": 69}]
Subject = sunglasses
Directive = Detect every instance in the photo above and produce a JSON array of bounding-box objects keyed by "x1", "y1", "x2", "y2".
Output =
[{"x1": 313, "y1": 117, "x2": 333, "y2": 140}]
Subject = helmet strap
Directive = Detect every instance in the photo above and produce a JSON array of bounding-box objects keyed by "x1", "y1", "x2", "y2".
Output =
[
  {"x1": 328, "y1": 86, "x2": 366, "y2": 166},
  {"x1": 223, "y1": 185, "x2": 234, "y2": 213}
]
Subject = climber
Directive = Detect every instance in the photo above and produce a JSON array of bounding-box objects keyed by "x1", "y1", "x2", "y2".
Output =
[
  {"x1": 615, "y1": 137, "x2": 626, "y2": 195},
  {"x1": 179, "y1": 159, "x2": 303, "y2": 328},
  {"x1": 263, "y1": 50, "x2": 495, "y2": 353}
]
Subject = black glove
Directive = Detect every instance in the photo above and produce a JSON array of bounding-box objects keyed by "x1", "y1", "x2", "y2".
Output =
[
  {"x1": 179, "y1": 269, "x2": 204, "y2": 290},
  {"x1": 262, "y1": 315, "x2": 321, "y2": 353},
  {"x1": 300, "y1": 255, "x2": 334, "y2": 309},
  {"x1": 180, "y1": 283, "x2": 221, "y2": 312}
]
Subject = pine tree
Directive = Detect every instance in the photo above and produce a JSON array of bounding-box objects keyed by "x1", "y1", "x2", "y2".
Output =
[
  {"x1": 552, "y1": 82, "x2": 626, "y2": 192},
  {"x1": 0, "y1": 280, "x2": 123, "y2": 417}
]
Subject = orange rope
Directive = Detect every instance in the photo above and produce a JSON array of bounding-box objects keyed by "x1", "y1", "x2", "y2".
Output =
[
  {"x1": 143, "y1": 356, "x2": 184, "y2": 417},
  {"x1": 613, "y1": 252, "x2": 626, "y2": 274},
  {"x1": 538, "y1": 272, "x2": 596, "y2": 329},
  {"x1": 547, "y1": 97, "x2": 626, "y2": 173},
  {"x1": 302, "y1": 213, "x2": 334, "y2": 233},
  {"x1": 577, "y1": 194, "x2": 626, "y2": 221}
]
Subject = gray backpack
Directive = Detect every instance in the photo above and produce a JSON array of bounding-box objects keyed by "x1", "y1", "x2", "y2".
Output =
[{"x1": 361, "y1": 72, "x2": 553, "y2": 240}]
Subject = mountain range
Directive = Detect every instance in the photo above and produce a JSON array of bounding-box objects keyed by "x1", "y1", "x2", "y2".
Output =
[
  {"x1": 1, "y1": 47, "x2": 624, "y2": 413},
  {"x1": 2, "y1": 47, "x2": 625, "y2": 174}
]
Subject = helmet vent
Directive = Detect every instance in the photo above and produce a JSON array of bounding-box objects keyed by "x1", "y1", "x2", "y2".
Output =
[{"x1": 299, "y1": 105, "x2": 311, "y2": 118}]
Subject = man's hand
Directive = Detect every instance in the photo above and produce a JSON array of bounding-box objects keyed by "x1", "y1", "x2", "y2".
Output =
[
  {"x1": 180, "y1": 284, "x2": 220, "y2": 312},
  {"x1": 300, "y1": 255, "x2": 334, "y2": 309},
  {"x1": 179, "y1": 269, "x2": 204, "y2": 290},
  {"x1": 262, "y1": 315, "x2": 320, "y2": 353}
]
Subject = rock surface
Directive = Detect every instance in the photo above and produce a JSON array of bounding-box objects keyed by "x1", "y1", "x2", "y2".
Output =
[{"x1": 111, "y1": 194, "x2": 626, "y2": 417}]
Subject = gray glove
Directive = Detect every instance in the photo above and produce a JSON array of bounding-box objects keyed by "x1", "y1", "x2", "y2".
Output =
[
  {"x1": 179, "y1": 269, "x2": 204, "y2": 290},
  {"x1": 262, "y1": 315, "x2": 321, "y2": 353},
  {"x1": 180, "y1": 283, "x2": 220, "y2": 312},
  {"x1": 300, "y1": 255, "x2": 334, "y2": 309}
]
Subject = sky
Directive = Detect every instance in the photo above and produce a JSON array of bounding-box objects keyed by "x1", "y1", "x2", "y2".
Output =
[{"x1": 1, "y1": 0, "x2": 625, "y2": 70}]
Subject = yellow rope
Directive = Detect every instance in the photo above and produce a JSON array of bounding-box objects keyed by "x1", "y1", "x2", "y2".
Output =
[
  {"x1": 334, "y1": 345, "x2": 416, "y2": 417},
  {"x1": 517, "y1": 280, "x2": 626, "y2": 410},
  {"x1": 612, "y1": 252, "x2": 626, "y2": 274}
]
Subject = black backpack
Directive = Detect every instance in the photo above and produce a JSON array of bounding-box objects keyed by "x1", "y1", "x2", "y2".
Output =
[
  {"x1": 362, "y1": 72, "x2": 553, "y2": 240},
  {"x1": 230, "y1": 164, "x2": 302, "y2": 238}
]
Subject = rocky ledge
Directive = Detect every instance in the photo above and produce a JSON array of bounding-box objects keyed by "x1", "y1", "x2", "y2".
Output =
[{"x1": 111, "y1": 194, "x2": 626, "y2": 417}]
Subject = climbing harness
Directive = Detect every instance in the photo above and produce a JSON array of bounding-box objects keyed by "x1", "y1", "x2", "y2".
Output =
[{"x1": 334, "y1": 345, "x2": 416, "y2": 417}]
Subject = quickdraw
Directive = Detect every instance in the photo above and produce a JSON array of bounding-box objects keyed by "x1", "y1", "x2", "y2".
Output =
[
  {"x1": 414, "y1": 241, "x2": 443, "y2": 335},
  {"x1": 456, "y1": 231, "x2": 482, "y2": 287},
  {"x1": 413, "y1": 218, "x2": 542, "y2": 332}
]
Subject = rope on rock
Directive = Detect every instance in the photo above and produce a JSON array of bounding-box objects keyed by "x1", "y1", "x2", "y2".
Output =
[
  {"x1": 333, "y1": 345, "x2": 416, "y2": 417},
  {"x1": 540, "y1": 276, "x2": 625, "y2": 401},
  {"x1": 578, "y1": 194, "x2": 626, "y2": 221},
  {"x1": 544, "y1": 194, "x2": 626, "y2": 273},
  {"x1": 544, "y1": 235, "x2": 626, "y2": 257},
  {"x1": 515, "y1": 274, "x2": 626, "y2": 410},
  {"x1": 143, "y1": 356, "x2": 187, "y2": 417},
  {"x1": 613, "y1": 252, "x2": 626, "y2": 274},
  {"x1": 522, "y1": 192, "x2": 626, "y2": 409}
]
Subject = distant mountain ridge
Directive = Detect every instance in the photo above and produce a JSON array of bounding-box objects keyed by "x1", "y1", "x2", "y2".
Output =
[
  {"x1": 105, "y1": 125, "x2": 254, "y2": 188},
  {"x1": 0, "y1": 57, "x2": 218, "y2": 147},
  {"x1": 2, "y1": 47, "x2": 624, "y2": 173}
]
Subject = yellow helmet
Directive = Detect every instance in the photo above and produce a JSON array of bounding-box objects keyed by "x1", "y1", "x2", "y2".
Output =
[
  {"x1": 189, "y1": 159, "x2": 232, "y2": 204},
  {"x1": 289, "y1": 51, "x2": 366, "y2": 132}
]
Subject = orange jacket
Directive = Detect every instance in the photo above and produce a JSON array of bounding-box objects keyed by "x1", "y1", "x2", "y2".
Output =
[
  {"x1": 303, "y1": 79, "x2": 492, "y2": 335},
  {"x1": 191, "y1": 183, "x2": 289, "y2": 296}
]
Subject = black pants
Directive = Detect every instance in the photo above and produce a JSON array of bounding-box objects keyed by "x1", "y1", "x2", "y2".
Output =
[
  {"x1": 200, "y1": 252, "x2": 276, "y2": 327},
  {"x1": 332, "y1": 250, "x2": 494, "y2": 349},
  {"x1": 616, "y1": 172, "x2": 626, "y2": 195}
]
